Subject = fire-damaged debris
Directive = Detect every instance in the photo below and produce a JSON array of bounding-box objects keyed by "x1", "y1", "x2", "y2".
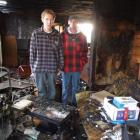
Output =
[
  {"x1": 37, "y1": 132, "x2": 58, "y2": 140},
  {"x1": 9, "y1": 95, "x2": 87, "y2": 140},
  {"x1": 77, "y1": 93, "x2": 113, "y2": 140},
  {"x1": 79, "y1": 79, "x2": 89, "y2": 91},
  {"x1": 0, "y1": 93, "x2": 11, "y2": 111},
  {"x1": 0, "y1": 92, "x2": 13, "y2": 119},
  {"x1": 105, "y1": 77, "x2": 135, "y2": 96},
  {"x1": 105, "y1": 77, "x2": 140, "y2": 102},
  {"x1": 96, "y1": 71, "x2": 127, "y2": 85},
  {"x1": 126, "y1": 80, "x2": 140, "y2": 102},
  {"x1": 101, "y1": 124, "x2": 122, "y2": 140},
  {"x1": 12, "y1": 89, "x2": 33, "y2": 102},
  {"x1": 28, "y1": 96, "x2": 76, "y2": 138},
  {"x1": 80, "y1": 98, "x2": 110, "y2": 132},
  {"x1": 30, "y1": 96, "x2": 75, "y2": 116}
]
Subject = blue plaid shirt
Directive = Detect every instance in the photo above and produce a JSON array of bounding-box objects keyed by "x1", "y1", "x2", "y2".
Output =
[{"x1": 30, "y1": 27, "x2": 64, "y2": 73}]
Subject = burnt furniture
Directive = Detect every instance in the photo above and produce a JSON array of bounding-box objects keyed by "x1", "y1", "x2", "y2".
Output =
[{"x1": 28, "y1": 97, "x2": 75, "y2": 139}]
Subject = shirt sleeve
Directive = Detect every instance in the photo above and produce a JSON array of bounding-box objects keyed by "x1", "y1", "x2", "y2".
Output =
[
  {"x1": 81, "y1": 35, "x2": 88, "y2": 67},
  {"x1": 58, "y1": 35, "x2": 64, "y2": 70},
  {"x1": 29, "y1": 31, "x2": 36, "y2": 73}
]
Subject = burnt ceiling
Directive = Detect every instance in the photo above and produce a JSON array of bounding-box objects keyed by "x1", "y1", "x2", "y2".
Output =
[
  {"x1": 0, "y1": 0, "x2": 140, "y2": 22},
  {"x1": 0, "y1": 0, "x2": 94, "y2": 20}
]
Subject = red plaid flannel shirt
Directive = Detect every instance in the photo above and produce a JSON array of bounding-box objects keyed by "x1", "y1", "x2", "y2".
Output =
[{"x1": 61, "y1": 30, "x2": 88, "y2": 72}]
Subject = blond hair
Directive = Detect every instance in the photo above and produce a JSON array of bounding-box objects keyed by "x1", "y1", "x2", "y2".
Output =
[{"x1": 41, "y1": 9, "x2": 56, "y2": 19}]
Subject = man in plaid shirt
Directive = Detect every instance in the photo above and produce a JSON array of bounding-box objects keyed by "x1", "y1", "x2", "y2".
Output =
[
  {"x1": 30, "y1": 9, "x2": 64, "y2": 100},
  {"x1": 61, "y1": 16, "x2": 88, "y2": 106}
]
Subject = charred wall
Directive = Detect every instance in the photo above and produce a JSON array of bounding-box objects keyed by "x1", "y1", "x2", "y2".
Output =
[
  {"x1": 89, "y1": 0, "x2": 140, "y2": 86},
  {"x1": 0, "y1": 13, "x2": 41, "y2": 66},
  {"x1": 2, "y1": 13, "x2": 41, "y2": 39},
  {"x1": 96, "y1": 20, "x2": 134, "y2": 76}
]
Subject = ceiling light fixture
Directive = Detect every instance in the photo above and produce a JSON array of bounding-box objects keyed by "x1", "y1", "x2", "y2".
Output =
[{"x1": 0, "y1": 0, "x2": 7, "y2": 5}]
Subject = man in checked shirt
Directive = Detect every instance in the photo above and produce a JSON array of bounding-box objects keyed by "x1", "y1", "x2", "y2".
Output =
[
  {"x1": 61, "y1": 16, "x2": 88, "y2": 106},
  {"x1": 30, "y1": 9, "x2": 64, "y2": 100}
]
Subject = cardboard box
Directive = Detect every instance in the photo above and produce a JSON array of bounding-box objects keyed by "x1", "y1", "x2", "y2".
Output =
[
  {"x1": 113, "y1": 96, "x2": 138, "y2": 109},
  {"x1": 103, "y1": 98, "x2": 140, "y2": 122},
  {"x1": 90, "y1": 90, "x2": 115, "y2": 104}
]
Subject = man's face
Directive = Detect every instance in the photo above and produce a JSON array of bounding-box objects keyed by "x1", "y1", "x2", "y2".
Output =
[
  {"x1": 42, "y1": 13, "x2": 55, "y2": 30},
  {"x1": 68, "y1": 19, "x2": 78, "y2": 29}
]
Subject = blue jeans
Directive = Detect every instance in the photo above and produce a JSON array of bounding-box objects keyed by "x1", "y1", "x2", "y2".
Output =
[
  {"x1": 34, "y1": 72, "x2": 56, "y2": 100},
  {"x1": 62, "y1": 72, "x2": 80, "y2": 106}
]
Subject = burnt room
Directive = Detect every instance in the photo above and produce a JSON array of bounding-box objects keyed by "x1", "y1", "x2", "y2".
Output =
[{"x1": 1, "y1": 0, "x2": 140, "y2": 140}]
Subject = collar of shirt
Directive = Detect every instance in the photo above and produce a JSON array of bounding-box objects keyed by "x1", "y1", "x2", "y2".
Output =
[
  {"x1": 67, "y1": 27, "x2": 80, "y2": 34},
  {"x1": 41, "y1": 26, "x2": 53, "y2": 33}
]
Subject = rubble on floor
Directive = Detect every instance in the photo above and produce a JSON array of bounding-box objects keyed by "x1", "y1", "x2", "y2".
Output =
[{"x1": 105, "y1": 77, "x2": 140, "y2": 102}]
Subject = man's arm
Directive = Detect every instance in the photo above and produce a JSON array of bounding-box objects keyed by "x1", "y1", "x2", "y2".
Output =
[
  {"x1": 81, "y1": 35, "x2": 88, "y2": 67},
  {"x1": 29, "y1": 32, "x2": 36, "y2": 73},
  {"x1": 58, "y1": 35, "x2": 64, "y2": 71}
]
